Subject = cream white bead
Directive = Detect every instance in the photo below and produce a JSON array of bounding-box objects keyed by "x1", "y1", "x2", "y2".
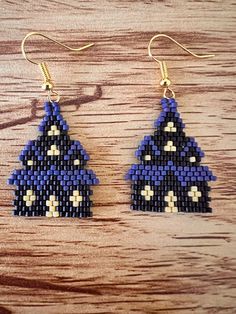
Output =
[
  {"x1": 144, "y1": 155, "x2": 151, "y2": 161},
  {"x1": 74, "y1": 159, "x2": 80, "y2": 165},
  {"x1": 189, "y1": 156, "x2": 196, "y2": 163}
]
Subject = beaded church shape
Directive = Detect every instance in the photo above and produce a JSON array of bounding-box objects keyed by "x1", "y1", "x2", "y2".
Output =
[
  {"x1": 126, "y1": 97, "x2": 216, "y2": 213},
  {"x1": 8, "y1": 101, "x2": 99, "y2": 217}
]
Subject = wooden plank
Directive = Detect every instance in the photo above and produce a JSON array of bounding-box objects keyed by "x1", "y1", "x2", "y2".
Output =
[{"x1": 0, "y1": 0, "x2": 235, "y2": 313}]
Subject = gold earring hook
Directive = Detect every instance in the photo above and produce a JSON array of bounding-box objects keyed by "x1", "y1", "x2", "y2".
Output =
[
  {"x1": 21, "y1": 32, "x2": 94, "y2": 102},
  {"x1": 148, "y1": 33, "x2": 215, "y2": 98}
]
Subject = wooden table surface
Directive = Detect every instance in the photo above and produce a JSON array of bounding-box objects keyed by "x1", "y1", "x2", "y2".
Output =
[{"x1": 0, "y1": 1, "x2": 235, "y2": 313}]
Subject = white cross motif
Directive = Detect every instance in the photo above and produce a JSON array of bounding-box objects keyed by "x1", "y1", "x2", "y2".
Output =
[
  {"x1": 70, "y1": 190, "x2": 83, "y2": 207},
  {"x1": 141, "y1": 185, "x2": 154, "y2": 201},
  {"x1": 188, "y1": 186, "x2": 202, "y2": 202},
  {"x1": 23, "y1": 190, "x2": 36, "y2": 207}
]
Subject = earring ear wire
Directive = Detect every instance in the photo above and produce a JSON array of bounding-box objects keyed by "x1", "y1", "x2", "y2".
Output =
[
  {"x1": 21, "y1": 32, "x2": 94, "y2": 102},
  {"x1": 147, "y1": 33, "x2": 215, "y2": 98}
]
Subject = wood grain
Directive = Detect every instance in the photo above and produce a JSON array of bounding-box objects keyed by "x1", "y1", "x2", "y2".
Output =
[{"x1": 0, "y1": 0, "x2": 235, "y2": 313}]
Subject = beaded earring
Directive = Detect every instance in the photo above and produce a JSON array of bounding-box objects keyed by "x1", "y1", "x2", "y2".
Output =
[
  {"x1": 8, "y1": 32, "x2": 99, "y2": 218},
  {"x1": 126, "y1": 34, "x2": 216, "y2": 213}
]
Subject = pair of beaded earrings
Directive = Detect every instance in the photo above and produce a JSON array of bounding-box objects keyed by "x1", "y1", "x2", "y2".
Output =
[{"x1": 8, "y1": 32, "x2": 216, "y2": 218}]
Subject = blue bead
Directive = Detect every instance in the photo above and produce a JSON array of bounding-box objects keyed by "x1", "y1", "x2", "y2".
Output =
[
  {"x1": 62, "y1": 125, "x2": 69, "y2": 131},
  {"x1": 8, "y1": 179, "x2": 13, "y2": 185}
]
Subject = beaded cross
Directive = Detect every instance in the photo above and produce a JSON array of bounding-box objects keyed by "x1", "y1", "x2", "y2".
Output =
[
  {"x1": 126, "y1": 98, "x2": 216, "y2": 213},
  {"x1": 8, "y1": 101, "x2": 99, "y2": 218}
]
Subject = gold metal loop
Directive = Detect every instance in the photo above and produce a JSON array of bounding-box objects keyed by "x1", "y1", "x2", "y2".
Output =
[
  {"x1": 21, "y1": 32, "x2": 94, "y2": 102},
  {"x1": 147, "y1": 33, "x2": 215, "y2": 98},
  {"x1": 47, "y1": 90, "x2": 60, "y2": 103},
  {"x1": 163, "y1": 87, "x2": 175, "y2": 99}
]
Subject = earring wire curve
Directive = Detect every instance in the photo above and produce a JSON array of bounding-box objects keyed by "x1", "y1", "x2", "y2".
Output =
[
  {"x1": 21, "y1": 32, "x2": 94, "y2": 65},
  {"x1": 147, "y1": 33, "x2": 215, "y2": 98},
  {"x1": 21, "y1": 32, "x2": 94, "y2": 102}
]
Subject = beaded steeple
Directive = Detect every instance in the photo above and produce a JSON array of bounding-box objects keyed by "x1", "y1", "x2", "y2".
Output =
[
  {"x1": 8, "y1": 101, "x2": 99, "y2": 217},
  {"x1": 126, "y1": 98, "x2": 216, "y2": 213}
]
